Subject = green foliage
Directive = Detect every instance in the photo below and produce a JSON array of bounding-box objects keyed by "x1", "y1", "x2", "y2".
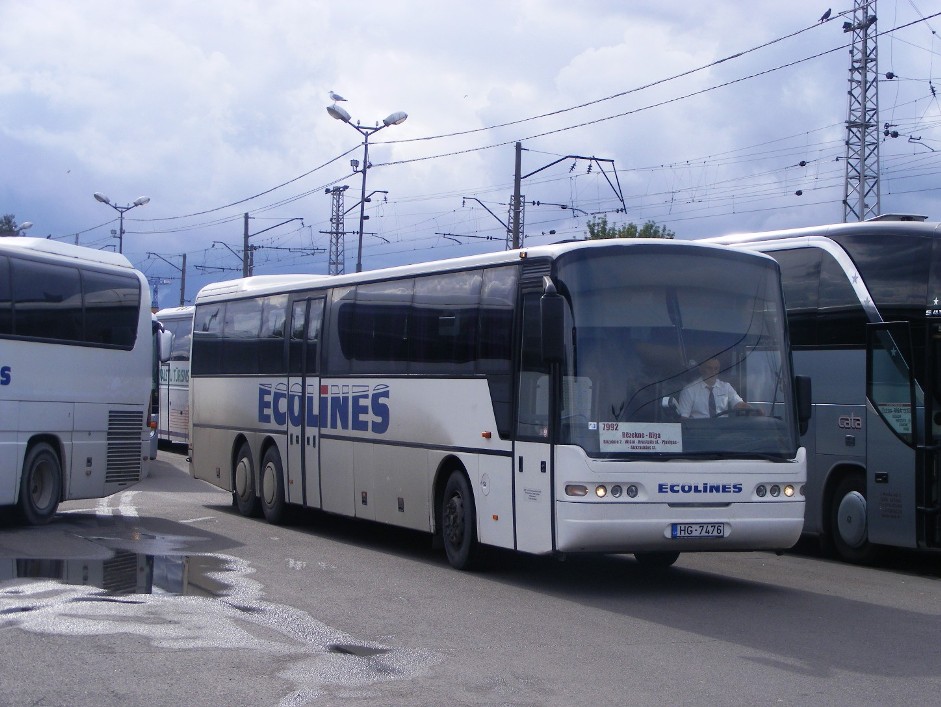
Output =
[
  {"x1": 585, "y1": 215, "x2": 675, "y2": 240},
  {"x1": 0, "y1": 214, "x2": 18, "y2": 235}
]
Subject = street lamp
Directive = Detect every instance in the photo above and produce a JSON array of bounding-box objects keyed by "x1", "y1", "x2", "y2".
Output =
[
  {"x1": 0, "y1": 221, "x2": 31, "y2": 237},
  {"x1": 327, "y1": 102, "x2": 407, "y2": 272},
  {"x1": 93, "y1": 192, "x2": 151, "y2": 253}
]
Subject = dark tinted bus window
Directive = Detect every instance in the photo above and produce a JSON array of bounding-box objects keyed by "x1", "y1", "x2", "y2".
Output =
[
  {"x1": 773, "y1": 247, "x2": 867, "y2": 349},
  {"x1": 832, "y1": 232, "x2": 929, "y2": 310},
  {"x1": 517, "y1": 292, "x2": 550, "y2": 439},
  {"x1": 410, "y1": 271, "x2": 481, "y2": 374},
  {"x1": 83, "y1": 270, "x2": 141, "y2": 348},
  {"x1": 478, "y1": 266, "x2": 517, "y2": 373},
  {"x1": 223, "y1": 298, "x2": 262, "y2": 374},
  {"x1": 339, "y1": 279, "x2": 413, "y2": 374},
  {"x1": 0, "y1": 256, "x2": 11, "y2": 335},
  {"x1": 12, "y1": 259, "x2": 82, "y2": 342},
  {"x1": 305, "y1": 300, "x2": 323, "y2": 376},
  {"x1": 817, "y1": 251, "x2": 867, "y2": 347},
  {"x1": 192, "y1": 302, "x2": 225, "y2": 375},
  {"x1": 258, "y1": 295, "x2": 288, "y2": 374},
  {"x1": 326, "y1": 286, "x2": 355, "y2": 375},
  {"x1": 772, "y1": 248, "x2": 820, "y2": 348}
]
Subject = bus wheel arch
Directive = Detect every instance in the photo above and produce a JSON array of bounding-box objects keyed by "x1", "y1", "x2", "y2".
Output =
[
  {"x1": 823, "y1": 466, "x2": 880, "y2": 564},
  {"x1": 18, "y1": 438, "x2": 63, "y2": 525},
  {"x1": 259, "y1": 441, "x2": 287, "y2": 525},
  {"x1": 232, "y1": 437, "x2": 261, "y2": 517},
  {"x1": 438, "y1": 462, "x2": 481, "y2": 570}
]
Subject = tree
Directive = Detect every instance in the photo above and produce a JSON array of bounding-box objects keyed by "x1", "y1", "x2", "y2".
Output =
[
  {"x1": 585, "y1": 215, "x2": 675, "y2": 240},
  {"x1": 0, "y1": 214, "x2": 28, "y2": 237}
]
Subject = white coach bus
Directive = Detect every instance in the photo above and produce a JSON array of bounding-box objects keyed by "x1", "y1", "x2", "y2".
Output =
[
  {"x1": 708, "y1": 217, "x2": 941, "y2": 562},
  {"x1": 0, "y1": 238, "x2": 164, "y2": 524},
  {"x1": 155, "y1": 306, "x2": 194, "y2": 446},
  {"x1": 189, "y1": 239, "x2": 811, "y2": 569}
]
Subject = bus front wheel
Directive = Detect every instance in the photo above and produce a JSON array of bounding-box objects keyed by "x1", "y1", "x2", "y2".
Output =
[
  {"x1": 260, "y1": 447, "x2": 287, "y2": 525},
  {"x1": 828, "y1": 474, "x2": 880, "y2": 564},
  {"x1": 233, "y1": 443, "x2": 260, "y2": 517},
  {"x1": 18, "y1": 442, "x2": 62, "y2": 525},
  {"x1": 441, "y1": 470, "x2": 480, "y2": 570}
]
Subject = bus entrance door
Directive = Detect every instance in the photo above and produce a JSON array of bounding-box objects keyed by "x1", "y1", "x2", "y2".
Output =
[
  {"x1": 514, "y1": 439, "x2": 554, "y2": 554},
  {"x1": 288, "y1": 297, "x2": 325, "y2": 509},
  {"x1": 866, "y1": 323, "x2": 918, "y2": 548},
  {"x1": 514, "y1": 292, "x2": 555, "y2": 554}
]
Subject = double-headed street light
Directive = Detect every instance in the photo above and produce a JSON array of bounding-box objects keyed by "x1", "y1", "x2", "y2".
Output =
[
  {"x1": 93, "y1": 192, "x2": 151, "y2": 253},
  {"x1": 327, "y1": 102, "x2": 407, "y2": 272}
]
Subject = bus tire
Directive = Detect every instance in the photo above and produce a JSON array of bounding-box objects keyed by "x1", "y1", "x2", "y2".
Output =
[
  {"x1": 829, "y1": 474, "x2": 880, "y2": 564},
  {"x1": 18, "y1": 442, "x2": 62, "y2": 525},
  {"x1": 634, "y1": 551, "x2": 680, "y2": 568},
  {"x1": 441, "y1": 470, "x2": 480, "y2": 570},
  {"x1": 260, "y1": 446, "x2": 287, "y2": 525},
  {"x1": 233, "y1": 443, "x2": 261, "y2": 517}
]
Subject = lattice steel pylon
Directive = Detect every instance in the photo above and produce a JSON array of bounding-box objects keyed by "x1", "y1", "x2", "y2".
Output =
[
  {"x1": 842, "y1": 0, "x2": 881, "y2": 222},
  {"x1": 507, "y1": 195, "x2": 525, "y2": 249},
  {"x1": 326, "y1": 185, "x2": 349, "y2": 275}
]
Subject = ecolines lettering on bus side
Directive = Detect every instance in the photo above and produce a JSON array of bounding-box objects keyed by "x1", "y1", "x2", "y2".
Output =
[
  {"x1": 657, "y1": 483, "x2": 744, "y2": 494},
  {"x1": 0, "y1": 366, "x2": 10, "y2": 386},
  {"x1": 257, "y1": 382, "x2": 390, "y2": 434}
]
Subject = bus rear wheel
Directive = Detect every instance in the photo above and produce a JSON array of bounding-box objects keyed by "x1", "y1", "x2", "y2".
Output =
[
  {"x1": 441, "y1": 470, "x2": 480, "y2": 570},
  {"x1": 260, "y1": 447, "x2": 287, "y2": 525},
  {"x1": 18, "y1": 442, "x2": 62, "y2": 525},
  {"x1": 829, "y1": 474, "x2": 880, "y2": 564},
  {"x1": 233, "y1": 443, "x2": 260, "y2": 517}
]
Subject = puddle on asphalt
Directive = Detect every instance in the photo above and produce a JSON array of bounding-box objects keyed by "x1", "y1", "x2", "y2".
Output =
[
  {"x1": 0, "y1": 506, "x2": 443, "y2": 701},
  {"x1": 0, "y1": 553, "x2": 231, "y2": 596}
]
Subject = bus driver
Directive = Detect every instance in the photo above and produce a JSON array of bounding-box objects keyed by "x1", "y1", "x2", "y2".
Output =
[{"x1": 677, "y1": 357, "x2": 753, "y2": 419}]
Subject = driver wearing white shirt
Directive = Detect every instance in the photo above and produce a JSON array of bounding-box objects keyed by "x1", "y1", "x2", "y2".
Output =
[{"x1": 677, "y1": 358, "x2": 751, "y2": 419}]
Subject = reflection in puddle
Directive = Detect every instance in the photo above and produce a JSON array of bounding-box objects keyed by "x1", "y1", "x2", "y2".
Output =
[
  {"x1": 0, "y1": 551, "x2": 442, "y2": 703},
  {"x1": 1, "y1": 554, "x2": 230, "y2": 596}
]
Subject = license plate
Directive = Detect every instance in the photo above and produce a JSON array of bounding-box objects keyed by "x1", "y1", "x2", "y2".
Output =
[{"x1": 671, "y1": 523, "x2": 726, "y2": 538}]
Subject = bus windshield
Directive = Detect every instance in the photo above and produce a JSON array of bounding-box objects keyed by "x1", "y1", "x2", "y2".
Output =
[{"x1": 554, "y1": 247, "x2": 798, "y2": 459}]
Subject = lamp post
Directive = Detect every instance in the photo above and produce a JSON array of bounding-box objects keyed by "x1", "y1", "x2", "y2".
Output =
[
  {"x1": 327, "y1": 102, "x2": 407, "y2": 272},
  {"x1": 93, "y1": 192, "x2": 150, "y2": 253}
]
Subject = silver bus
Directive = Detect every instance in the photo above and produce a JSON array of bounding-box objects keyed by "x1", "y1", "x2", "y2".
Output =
[{"x1": 708, "y1": 216, "x2": 941, "y2": 562}]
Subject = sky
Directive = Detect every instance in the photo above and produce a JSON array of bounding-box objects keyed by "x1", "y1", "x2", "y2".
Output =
[{"x1": 2, "y1": 0, "x2": 940, "y2": 309}]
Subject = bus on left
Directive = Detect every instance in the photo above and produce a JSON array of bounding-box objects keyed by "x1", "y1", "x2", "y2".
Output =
[{"x1": 0, "y1": 238, "x2": 170, "y2": 524}]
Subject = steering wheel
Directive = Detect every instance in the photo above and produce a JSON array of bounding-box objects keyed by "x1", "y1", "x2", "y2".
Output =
[{"x1": 714, "y1": 407, "x2": 763, "y2": 418}]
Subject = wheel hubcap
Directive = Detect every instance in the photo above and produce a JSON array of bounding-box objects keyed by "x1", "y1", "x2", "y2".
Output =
[
  {"x1": 837, "y1": 490, "x2": 868, "y2": 548},
  {"x1": 235, "y1": 459, "x2": 250, "y2": 498},
  {"x1": 262, "y1": 463, "x2": 276, "y2": 505},
  {"x1": 31, "y1": 462, "x2": 53, "y2": 508}
]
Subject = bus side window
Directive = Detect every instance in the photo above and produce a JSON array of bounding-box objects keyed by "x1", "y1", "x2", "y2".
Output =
[
  {"x1": 517, "y1": 293, "x2": 550, "y2": 438},
  {"x1": 0, "y1": 255, "x2": 10, "y2": 335}
]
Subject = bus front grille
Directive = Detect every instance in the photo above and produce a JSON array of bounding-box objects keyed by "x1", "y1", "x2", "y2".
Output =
[{"x1": 106, "y1": 411, "x2": 143, "y2": 484}]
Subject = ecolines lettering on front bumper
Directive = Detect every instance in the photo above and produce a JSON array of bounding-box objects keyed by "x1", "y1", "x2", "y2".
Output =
[{"x1": 657, "y1": 482, "x2": 744, "y2": 495}]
